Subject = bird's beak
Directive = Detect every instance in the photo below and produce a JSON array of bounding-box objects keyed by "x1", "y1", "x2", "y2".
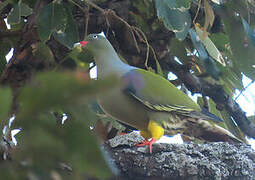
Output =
[
  {"x1": 73, "y1": 41, "x2": 88, "y2": 48},
  {"x1": 80, "y1": 41, "x2": 88, "y2": 47}
]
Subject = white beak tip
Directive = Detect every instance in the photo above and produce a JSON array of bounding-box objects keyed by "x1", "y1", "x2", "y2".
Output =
[
  {"x1": 98, "y1": 31, "x2": 106, "y2": 37},
  {"x1": 73, "y1": 42, "x2": 81, "y2": 48}
]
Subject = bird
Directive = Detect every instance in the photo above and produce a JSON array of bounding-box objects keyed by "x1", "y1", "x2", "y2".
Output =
[{"x1": 77, "y1": 33, "x2": 240, "y2": 153}]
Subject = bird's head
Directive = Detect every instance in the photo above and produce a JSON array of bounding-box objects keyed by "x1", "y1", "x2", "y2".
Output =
[{"x1": 78, "y1": 33, "x2": 111, "y2": 55}]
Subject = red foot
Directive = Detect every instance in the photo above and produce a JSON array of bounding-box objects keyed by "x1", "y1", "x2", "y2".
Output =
[
  {"x1": 120, "y1": 132, "x2": 127, "y2": 135},
  {"x1": 136, "y1": 138, "x2": 156, "y2": 153}
]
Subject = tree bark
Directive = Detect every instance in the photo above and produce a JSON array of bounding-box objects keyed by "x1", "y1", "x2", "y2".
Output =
[{"x1": 104, "y1": 132, "x2": 255, "y2": 180}]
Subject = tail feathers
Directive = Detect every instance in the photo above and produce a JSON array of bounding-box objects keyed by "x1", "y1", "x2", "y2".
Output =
[
  {"x1": 171, "y1": 118, "x2": 243, "y2": 143},
  {"x1": 187, "y1": 108, "x2": 223, "y2": 123},
  {"x1": 201, "y1": 108, "x2": 223, "y2": 122}
]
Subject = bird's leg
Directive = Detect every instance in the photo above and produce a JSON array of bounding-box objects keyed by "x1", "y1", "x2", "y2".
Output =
[
  {"x1": 119, "y1": 132, "x2": 127, "y2": 135},
  {"x1": 136, "y1": 121, "x2": 164, "y2": 153},
  {"x1": 136, "y1": 138, "x2": 156, "y2": 153}
]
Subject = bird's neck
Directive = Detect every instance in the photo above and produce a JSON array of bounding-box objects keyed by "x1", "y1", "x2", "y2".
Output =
[{"x1": 94, "y1": 49, "x2": 136, "y2": 79}]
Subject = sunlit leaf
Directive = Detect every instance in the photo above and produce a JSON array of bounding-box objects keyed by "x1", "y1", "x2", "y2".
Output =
[
  {"x1": 195, "y1": 25, "x2": 226, "y2": 66},
  {"x1": 210, "y1": 0, "x2": 224, "y2": 5},
  {"x1": 209, "y1": 33, "x2": 229, "y2": 52},
  {"x1": 189, "y1": 29, "x2": 221, "y2": 79}
]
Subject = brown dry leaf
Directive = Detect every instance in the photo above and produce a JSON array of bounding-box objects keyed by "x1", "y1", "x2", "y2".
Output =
[{"x1": 203, "y1": 0, "x2": 215, "y2": 37}]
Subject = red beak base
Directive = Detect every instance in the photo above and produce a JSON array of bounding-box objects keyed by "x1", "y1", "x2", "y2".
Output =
[{"x1": 80, "y1": 41, "x2": 88, "y2": 47}]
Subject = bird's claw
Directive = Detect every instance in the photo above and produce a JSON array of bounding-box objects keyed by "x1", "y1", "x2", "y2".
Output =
[{"x1": 136, "y1": 138, "x2": 156, "y2": 153}]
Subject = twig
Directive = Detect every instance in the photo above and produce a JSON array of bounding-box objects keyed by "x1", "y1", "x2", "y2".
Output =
[
  {"x1": 133, "y1": 27, "x2": 161, "y2": 72},
  {"x1": 104, "y1": 10, "x2": 140, "y2": 53},
  {"x1": 77, "y1": 1, "x2": 141, "y2": 53},
  {"x1": 133, "y1": 27, "x2": 150, "y2": 69},
  {"x1": 68, "y1": 0, "x2": 86, "y2": 13},
  {"x1": 84, "y1": 5, "x2": 90, "y2": 38},
  {"x1": 193, "y1": 0, "x2": 202, "y2": 25},
  {"x1": 84, "y1": 0, "x2": 104, "y2": 13}
]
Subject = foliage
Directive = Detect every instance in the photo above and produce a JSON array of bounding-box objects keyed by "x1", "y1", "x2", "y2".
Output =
[{"x1": 0, "y1": 0, "x2": 255, "y2": 179}]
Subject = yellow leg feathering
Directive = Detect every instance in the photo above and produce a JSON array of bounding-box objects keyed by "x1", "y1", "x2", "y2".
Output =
[
  {"x1": 137, "y1": 120, "x2": 164, "y2": 153},
  {"x1": 148, "y1": 120, "x2": 164, "y2": 140}
]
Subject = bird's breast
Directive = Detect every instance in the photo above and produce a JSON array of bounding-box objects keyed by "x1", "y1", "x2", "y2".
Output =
[{"x1": 97, "y1": 88, "x2": 149, "y2": 130}]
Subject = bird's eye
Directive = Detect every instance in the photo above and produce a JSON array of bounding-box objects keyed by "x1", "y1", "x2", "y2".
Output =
[{"x1": 93, "y1": 35, "x2": 98, "y2": 39}]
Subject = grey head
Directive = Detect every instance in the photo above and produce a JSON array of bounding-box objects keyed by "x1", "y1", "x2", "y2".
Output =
[{"x1": 80, "y1": 33, "x2": 136, "y2": 78}]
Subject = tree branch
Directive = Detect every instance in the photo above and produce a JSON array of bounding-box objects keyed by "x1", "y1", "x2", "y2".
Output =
[
  {"x1": 159, "y1": 56, "x2": 255, "y2": 138},
  {"x1": 104, "y1": 132, "x2": 255, "y2": 180}
]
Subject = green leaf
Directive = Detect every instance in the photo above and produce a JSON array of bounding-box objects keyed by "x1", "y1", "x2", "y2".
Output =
[
  {"x1": 15, "y1": 71, "x2": 118, "y2": 178},
  {"x1": 220, "y1": 109, "x2": 247, "y2": 143},
  {"x1": 7, "y1": 2, "x2": 32, "y2": 24},
  {"x1": 225, "y1": 0, "x2": 248, "y2": 18},
  {"x1": 189, "y1": 29, "x2": 221, "y2": 79},
  {"x1": 220, "y1": 66, "x2": 243, "y2": 94},
  {"x1": 68, "y1": 47, "x2": 93, "y2": 69},
  {"x1": 155, "y1": 0, "x2": 191, "y2": 40},
  {"x1": 204, "y1": 0, "x2": 215, "y2": 31},
  {"x1": 210, "y1": 0, "x2": 223, "y2": 5},
  {"x1": 20, "y1": 2, "x2": 33, "y2": 16},
  {"x1": 221, "y1": 10, "x2": 255, "y2": 80},
  {"x1": 37, "y1": 2, "x2": 67, "y2": 42},
  {"x1": 155, "y1": 58, "x2": 163, "y2": 76},
  {"x1": 53, "y1": 4, "x2": 79, "y2": 49},
  {"x1": 162, "y1": 0, "x2": 192, "y2": 9},
  {"x1": 0, "y1": 41, "x2": 11, "y2": 75},
  {"x1": 15, "y1": 109, "x2": 112, "y2": 179},
  {"x1": 0, "y1": 56, "x2": 7, "y2": 75},
  {"x1": 248, "y1": 0, "x2": 255, "y2": 7},
  {"x1": 170, "y1": 38, "x2": 190, "y2": 64},
  {"x1": 195, "y1": 25, "x2": 226, "y2": 66},
  {"x1": 242, "y1": 17, "x2": 255, "y2": 47},
  {"x1": 32, "y1": 42, "x2": 54, "y2": 63},
  {"x1": 0, "y1": 0, "x2": 10, "y2": 14},
  {"x1": 7, "y1": 4, "x2": 20, "y2": 24},
  {"x1": 209, "y1": 32, "x2": 229, "y2": 52},
  {"x1": 18, "y1": 72, "x2": 118, "y2": 118}
]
